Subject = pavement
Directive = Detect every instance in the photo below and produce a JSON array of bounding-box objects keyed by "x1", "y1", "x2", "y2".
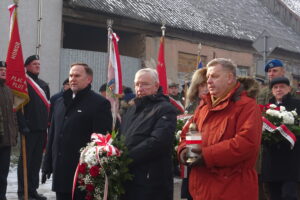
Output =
[{"x1": 6, "y1": 165, "x2": 183, "y2": 200}]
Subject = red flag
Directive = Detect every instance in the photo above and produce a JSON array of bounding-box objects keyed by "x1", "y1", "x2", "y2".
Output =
[
  {"x1": 156, "y1": 36, "x2": 168, "y2": 95},
  {"x1": 6, "y1": 4, "x2": 29, "y2": 111}
]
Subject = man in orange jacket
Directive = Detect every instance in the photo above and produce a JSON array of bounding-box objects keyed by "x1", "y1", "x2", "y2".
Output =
[{"x1": 178, "y1": 58, "x2": 262, "y2": 200}]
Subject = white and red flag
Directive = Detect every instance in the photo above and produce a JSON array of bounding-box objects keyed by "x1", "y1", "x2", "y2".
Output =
[
  {"x1": 6, "y1": 4, "x2": 29, "y2": 111},
  {"x1": 107, "y1": 31, "x2": 123, "y2": 129},
  {"x1": 156, "y1": 35, "x2": 184, "y2": 113}
]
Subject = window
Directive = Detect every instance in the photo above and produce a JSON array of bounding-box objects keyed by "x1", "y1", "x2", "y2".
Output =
[{"x1": 237, "y1": 66, "x2": 249, "y2": 76}]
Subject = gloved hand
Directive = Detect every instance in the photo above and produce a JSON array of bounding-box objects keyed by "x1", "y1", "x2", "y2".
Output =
[
  {"x1": 20, "y1": 127, "x2": 30, "y2": 137},
  {"x1": 188, "y1": 148, "x2": 205, "y2": 167},
  {"x1": 41, "y1": 172, "x2": 51, "y2": 184},
  {"x1": 179, "y1": 149, "x2": 188, "y2": 165}
]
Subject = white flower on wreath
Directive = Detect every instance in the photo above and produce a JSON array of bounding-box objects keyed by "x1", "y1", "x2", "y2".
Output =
[
  {"x1": 83, "y1": 147, "x2": 98, "y2": 167},
  {"x1": 282, "y1": 111, "x2": 295, "y2": 124},
  {"x1": 292, "y1": 110, "x2": 297, "y2": 117},
  {"x1": 269, "y1": 104, "x2": 277, "y2": 109},
  {"x1": 280, "y1": 106, "x2": 286, "y2": 112},
  {"x1": 266, "y1": 109, "x2": 281, "y2": 118},
  {"x1": 176, "y1": 130, "x2": 181, "y2": 140}
]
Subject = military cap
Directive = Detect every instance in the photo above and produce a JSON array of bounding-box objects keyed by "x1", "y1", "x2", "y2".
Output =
[
  {"x1": 264, "y1": 59, "x2": 283, "y2": 72},
  {"x1": 168, "y1": 82, "x2": 179, "y2": 88},
  {"x1": 0, "y1": 61, "x2": 7, "y2": 68},
  {"x1": 270, "y1": 76, "x2": 290, "y2": 89},
  {"x1": 24, "y1": 55, "x2": 39, "y2": 66}
]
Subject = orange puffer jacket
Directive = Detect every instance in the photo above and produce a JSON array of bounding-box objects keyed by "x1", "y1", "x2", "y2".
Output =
[{"x1": 178, "y1": 81, "x2": 262, "y2": 200}]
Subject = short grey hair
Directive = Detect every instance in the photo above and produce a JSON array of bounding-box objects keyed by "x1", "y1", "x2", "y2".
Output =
[
  {"x1": 134, "y1": 68, "x2": 159, "y2": 83},
  {"x1": 207, "y1": 58, "x2": 237, "y2": 77}
]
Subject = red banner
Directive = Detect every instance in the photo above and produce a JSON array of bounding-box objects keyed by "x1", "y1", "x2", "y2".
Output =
[
  {"x1": 156, "y1": 36, "x2": 168, "y2": 95},
  {"x1": 6, "y1": 4, "x2": 29, "y2": 111}
]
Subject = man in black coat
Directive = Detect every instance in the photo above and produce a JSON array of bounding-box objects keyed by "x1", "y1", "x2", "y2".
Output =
[
  {"x1": 17, "y1": 55, "x2": 50, "y2": 200},
  {"x1": 262, "y1": 77, "x2": 300, "y2": 200},
  {"x1": 42, "y1": 63, "x2": 112, "y2": 200},
  {"x1": 120, "y1": 68, "x2": 177, "y2": 200}
]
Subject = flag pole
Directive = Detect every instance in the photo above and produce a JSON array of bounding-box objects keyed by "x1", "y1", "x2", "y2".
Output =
[
  {"x1": 106, "y1": 19, "x2": 118, "y2": 131},
  {"x1": 12, "y1": 1, "x2": 28, "y2": 199},
  {"x1": 106, "y1": 19, "x2": 113, "y2": 81}
]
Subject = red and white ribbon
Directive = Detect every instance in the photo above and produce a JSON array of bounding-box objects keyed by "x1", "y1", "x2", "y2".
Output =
[
  {"x1": 186, "y1": 135, "x2": 202, "y2": 145},
  {"x1": 262, "y1": 117, "x2": 297, "y2": 149},
  {"x1": 91, "y1": 133, "x2": 120, "y2": 157},
  {"x1": 26, "y1": 75, "x2": 50, "y2": 112}
]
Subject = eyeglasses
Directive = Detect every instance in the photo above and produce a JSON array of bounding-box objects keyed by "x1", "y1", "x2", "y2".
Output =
[{"x1": 134, "y1": 82, "x2": 153, "y2": 89}]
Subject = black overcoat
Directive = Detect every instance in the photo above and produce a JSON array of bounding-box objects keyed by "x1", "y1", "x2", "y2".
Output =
[
  {"x1": 262, "y1": 93, "x2": 300, "y2": 182},
  {"x1": 120, "y1": 90, "x2": 177, "y2": 200},
  {"x1": 43, "y1": 85, "x2": 112, "y2": 193}
]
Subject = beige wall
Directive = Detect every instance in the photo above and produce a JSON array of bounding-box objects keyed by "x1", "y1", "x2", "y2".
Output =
[{"x1": 145, "y1": 36, "x2": 254, "y2": 84}]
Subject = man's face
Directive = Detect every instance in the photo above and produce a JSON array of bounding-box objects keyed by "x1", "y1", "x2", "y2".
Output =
[
  {"x1": 267, "y1": 67, "x2": 285, "y2": 81},
  {"x1": 169, "y1": 86, "x2": 179, "y2": 96},
  {"x1": 134, "y1": 72, "x2": 159, "y2": 98},
  {"x1": 0, "y1": 67, "x2": 6, "y2": 80},
  {"x1": 272, "y1": 83, "x2": 291, "y2": 101},
  {"x1": 69, "y1": 65, "x2": 92, "y2": 94},
  {"x1": 206, "y1": 64, "x2": 235, "y2": 98},
  {"x1": 26, "y1": 60, "x2": 40, "y2": 75}
]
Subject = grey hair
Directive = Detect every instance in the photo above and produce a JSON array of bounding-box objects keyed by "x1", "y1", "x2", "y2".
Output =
[
  {"x1": 207, "y1": 58, "x2": 237, "y2": 77},
  {"x1": 134, "y1": 68, "x2": 159, "y2": 83}
]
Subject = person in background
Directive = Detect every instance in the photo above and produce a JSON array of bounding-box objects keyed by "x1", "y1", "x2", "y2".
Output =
[
  {"x1": 257, "y1": 59, "x2": 299, "y2": 105},
  {"x1": 119, "y1": 86, "x2": 135, "y2": 116},
  {"x1": 42, "y1": 63, "x2": 112, "y2": 200},
  {"x1": 49, "y1": 78, "x2": 69, "y2": 122},
  {"x1": 185, "y1": 68, "x2": 208, "y2": 114},
  {"x1": 120, "y1": 68, "x2": 177, "y2": 200},
  {"x1": 169, "y1": 82, "x2": 182, "y2": 102},
  {"x1": 17, "y1": 55, "x2": 50, "y2": 200},
  {"x1": 0, "y1": 61, "x2": 18, "y2": 200},
  {"x1": 99, "y1": 83, "x2": 107, "y2": 97},
  {"x1": 262, "y1": 77, "x2": 300, "y2": 200},
  {"x1": 178, "y1": 58, "x2": 262, "y2": 200},
  {"x1": 179, "y1": 67, "x2": 207, "y2": 200}
]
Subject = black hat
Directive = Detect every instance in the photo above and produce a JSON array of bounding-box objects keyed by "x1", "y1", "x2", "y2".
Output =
[
  {"x1": 0, "y1": 61, "x2": 7, "y2": 68},
  {"x1": 264, "y1": 59, "x2": 283, "y2": 72},
  {"x1": 270, "y1": 77, "x2": 290, "y2": 88},
  {"x1": 24, "y1": 55, "x2": 39, "y2": 66},
  {"x1": 63, "y1": 78, "x2": 69, "y2": 85},
  {"x1": 99, "y1": 83, "x2": 107, "y2": 92},
  {"x1": 123, "y1": 87, "x2": 133, "y2": 94}
]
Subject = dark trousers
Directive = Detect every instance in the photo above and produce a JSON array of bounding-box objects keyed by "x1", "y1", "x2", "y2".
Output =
[
  {"x1": 17, "y1": 131, "x2": 46, "y2": 194},
  {"x1": 266, "y1": 181, "x2": 299, "y2": 200},
  {"x1": 0, "y1": 146, "x2": 11, "y2": 200},
  {"x1": 56, "y1": 189, "x2": 86, "y2": 200}
]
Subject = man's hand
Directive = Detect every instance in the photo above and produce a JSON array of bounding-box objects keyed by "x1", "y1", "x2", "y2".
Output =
[
  {"x1": 188, "y1": 148, "x2": 205, "y2": 167},
  {"x1": 41, "y1": 172, "x2": 51, "y2": 184},
  {"x1": 179, "y1": 149, "x2": 188, "y2": 165}
]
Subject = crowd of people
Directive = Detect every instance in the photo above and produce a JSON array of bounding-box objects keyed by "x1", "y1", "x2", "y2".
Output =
[{"x1": 0, "y1": 55, "x2": 299, "y2": 200}]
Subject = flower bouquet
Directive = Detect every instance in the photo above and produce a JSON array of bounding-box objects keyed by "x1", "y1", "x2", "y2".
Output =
[
  {"x1": 261, "y1": 104, "x2": 300, "y2": 149},
  {"x1": 74, "y1": 132, "x2": 132, "y2": 200}
]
